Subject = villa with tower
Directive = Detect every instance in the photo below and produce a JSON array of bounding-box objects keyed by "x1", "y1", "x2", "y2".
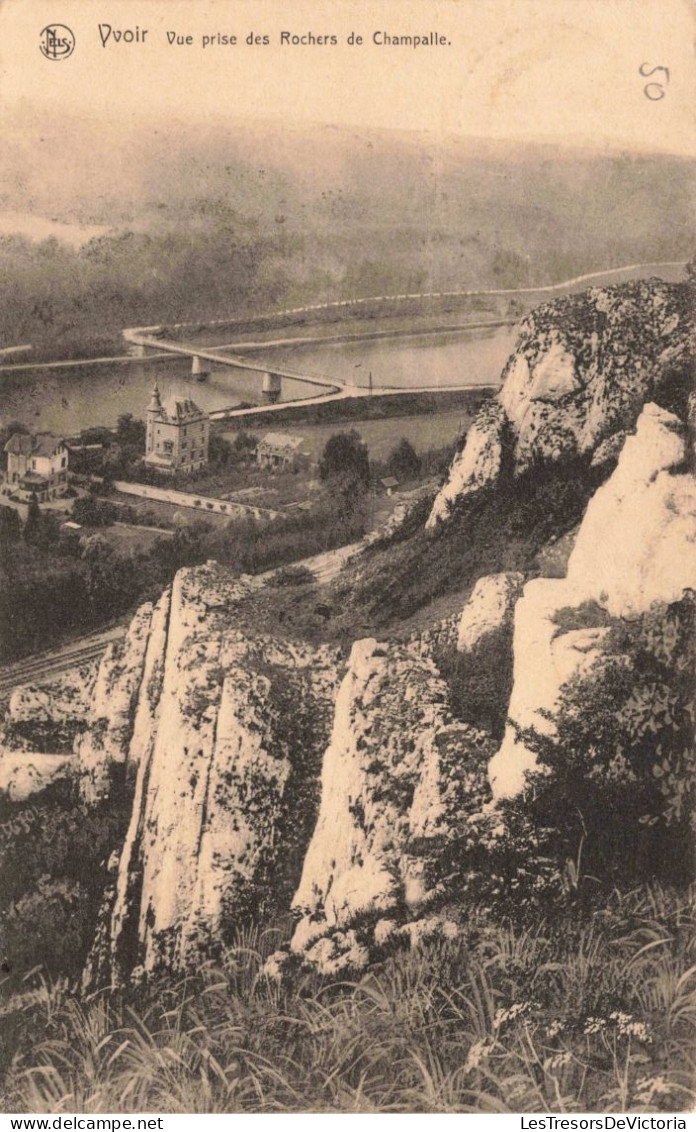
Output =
[{"x1": 144, "y1": 384, "x2": 210, "y2": 474}]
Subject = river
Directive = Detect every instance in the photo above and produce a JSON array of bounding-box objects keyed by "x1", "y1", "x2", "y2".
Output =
[
  {"x1": 0, "y1": 323, "x2": 516, "y2": 436},
  {"x1": 238, "y1": 323, "x2": 516, "y2": 391}
]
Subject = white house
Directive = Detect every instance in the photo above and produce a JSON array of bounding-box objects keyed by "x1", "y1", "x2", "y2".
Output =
[{"x1": 4, "y1": 433, "x2": 69, "y2": 503}]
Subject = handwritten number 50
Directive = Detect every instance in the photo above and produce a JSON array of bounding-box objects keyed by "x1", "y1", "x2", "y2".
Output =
[{"x1": 639, "y1": 63, "x2": 669, "y2": 100}]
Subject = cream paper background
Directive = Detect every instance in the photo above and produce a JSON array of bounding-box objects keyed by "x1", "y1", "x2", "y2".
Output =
[
  {"x1": 0, "y1": 0, "x2": 694, "y2": 1120},
  {"x1": 0, "y1": 0, "x2": 694, "y2": 156}
]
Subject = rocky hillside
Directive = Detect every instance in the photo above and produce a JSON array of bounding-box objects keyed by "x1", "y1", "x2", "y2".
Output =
[
  {"x1": 85, "y1": 567, "x2": 341, "y2": 984},
  {"x1": 489, "y1": 400, "x2": 696, "y2": 800},
  {"x1": 428, "y1": 278, "x2": 693, "y2": 526},
  {"x1": 0, "y1": 277, "x2": 693, "y2": 986}
]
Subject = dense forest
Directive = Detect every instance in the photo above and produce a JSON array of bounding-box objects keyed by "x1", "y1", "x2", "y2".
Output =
[{"x1": 1, "y1": 111, "x2": 694, "y2": 359}]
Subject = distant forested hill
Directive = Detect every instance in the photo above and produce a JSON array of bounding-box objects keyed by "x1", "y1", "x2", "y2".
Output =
[{"x1": 1, "y1": 110, "x2": 694, "y2": 359}]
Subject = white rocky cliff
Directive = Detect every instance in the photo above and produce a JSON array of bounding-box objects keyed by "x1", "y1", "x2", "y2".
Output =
[
  {"x1": 288, "y1": 636, "x2": 494, "y2": 973},
  {"x1": 85, "y1": 564, "x2": 341, "y2": 984},
  {"x1": 428, "y1": 279, "x2": 692, "y2": 527},
  {"x1": 456, "y1": 572, "x2": 524, "y2": 653},
  {"x1": 488, "y1": 403, "x2": 696, "y2": 799},
  {"x1": 0, "y1": 665, "x2": 97, "y2": 800}
]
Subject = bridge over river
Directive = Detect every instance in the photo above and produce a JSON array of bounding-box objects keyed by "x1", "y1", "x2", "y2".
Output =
[
  {"x1": 122, "y1": 327, "x2": 345, "y2": 399},
  {"x1": 123, "y1": 326, "x2": 510, "y2": 422},
  {"x1": 122, "y1": 259, "x2": 687, "y2": 422}
]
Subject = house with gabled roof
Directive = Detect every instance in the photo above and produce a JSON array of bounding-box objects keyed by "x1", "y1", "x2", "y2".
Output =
[
  {"x1": 4, "y1": 432, "x2": 69, "y2": 503},
  {"x1": 256, "y1": 432, "x2": 308, "y2": 471}
]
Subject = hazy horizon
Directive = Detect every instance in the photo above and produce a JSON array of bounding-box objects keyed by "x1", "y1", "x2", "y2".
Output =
[{"x1": 1, "y1": 0, "x2": 694, "y2": 159}]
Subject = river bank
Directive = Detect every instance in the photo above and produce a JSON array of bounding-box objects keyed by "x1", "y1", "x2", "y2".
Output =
[{"x1": 217, "y1": 386, "x2": 492, "y2": 434}]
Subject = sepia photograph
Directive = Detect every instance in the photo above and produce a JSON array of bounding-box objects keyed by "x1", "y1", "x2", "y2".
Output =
[{"x1": 0, "y1": 0, "x2": 694, "y2": 1117}]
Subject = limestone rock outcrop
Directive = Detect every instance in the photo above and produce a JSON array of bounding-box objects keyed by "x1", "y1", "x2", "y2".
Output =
[
  {"x1": 0, "y1": 665, "x2": 98, "y2": 799},
  {"x1": 288, "y1": 637, "x2": 494, "y2": 973},
  {"x1": 84, "y1": 563, "x2": 341, "y2": 984},
  {"x1": 426, "y1": 401, "x2": 508, "y2": 524},
  {"x1": 77, "y1": 604, "x2": 159, "y2": 803},
  {"x1": 488, "y1": 403, "x2": 696, "y2": 800},
  {"x1": 565, "y1": 403, "x2": 696, "y2": 618},
  {"x1": 0, "y1": 752, "x2": 73, "y2": 801},
  {"x1": 0, "y1": 272, "x2": 692, "y2": 992},
  {"x1": 1, "y1": 665, "x2": 97, "y2": 756},
  {"x1": 81, "y1": 402, "x2": 694, "y2": 977},
  {"x1": 428, "y1": 278, "x2": 693, "y2": 527},
  {"x1": 456, "y1": 572, "x2": 525, "y2": 654}
]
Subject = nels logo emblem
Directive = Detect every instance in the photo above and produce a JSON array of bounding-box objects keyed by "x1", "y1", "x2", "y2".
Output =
[{"x1": 39, "y1": 24, "x2": 75, "y2": 60}]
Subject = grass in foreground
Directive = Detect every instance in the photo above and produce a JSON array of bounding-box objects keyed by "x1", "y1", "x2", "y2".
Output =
[{"x1": 1, "y1": 884, "x2": 695, "y2": 1114}]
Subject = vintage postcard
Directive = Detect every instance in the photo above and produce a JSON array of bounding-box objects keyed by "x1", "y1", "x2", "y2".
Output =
[{"x1": 0, "y1": 0, "x2": 694, "y2": 1118}]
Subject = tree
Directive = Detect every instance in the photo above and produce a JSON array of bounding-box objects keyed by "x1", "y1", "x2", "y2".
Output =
[
  {"x1": 150, "y1": 525, "x2": 205, "y2": 574},
  {"x1": 115, "y1": 414, "x2": 146, "y2": 459},
  {"x1": 0, "y1": 508, "x2": 21, "y2": 568},
  {"x1": 318, "y1": 431, "x2": 370, "y2": 489},
  {"x1": 318, "y1": 431, "x2": 370, "y2": 527},
  {"x1": 208, "y1": 433, "x2": 232, "y2": 468},
  {"x1": 0, "y1": 508, "x2": 20, "y2": 545},
  {"x1": 231, "y1": 430, "x2": 258, "y2": 459},
  {"x1": 72, "y1": 497, "x2": 116, "y2": 528},
  {"x1": 386, "y1": 438, "x2": 421, "y2": 482},
  {"x1": 81, "y1": 535, "x2": 123, "y2": 618},
  {"x1": 0, "y1": 422, "x2": 29, "y2": 471},
  {"x1": 23, "y1": 494, "x2": 42, "y2": 544}
]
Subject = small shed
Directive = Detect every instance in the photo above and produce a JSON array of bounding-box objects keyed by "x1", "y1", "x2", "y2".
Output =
[{"x1": 380, "y1": 476, "x2": 400, "y2": 497}]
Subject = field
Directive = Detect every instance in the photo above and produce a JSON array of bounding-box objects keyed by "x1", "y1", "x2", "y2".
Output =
[
  {"x1": 223, "y1": 409, "x2": 467, "y2": 465},
  {"x1": 79, "y1": 521, "x2": 174, "y2": 553}
]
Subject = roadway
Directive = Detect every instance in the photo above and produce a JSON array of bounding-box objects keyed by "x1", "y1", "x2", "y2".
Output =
[
  {"x1": 130, "y1": 259, "x2": 686, "y2": 341},
  {"x1": 0, "y1": 352, "x2": 172, "y2": 375},
  {"x1": 206, "y1": 317, "x2": 518, "y2": 352}
]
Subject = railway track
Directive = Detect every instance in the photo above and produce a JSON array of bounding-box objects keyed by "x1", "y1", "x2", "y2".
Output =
[
  {"x1": 0, "y1": 522, "x2": 389, "y2": 706},
  {"x1": 0, "y1": 555, "x2": 350, "y2": 702},
  {"x1": 0, "y1": 628, "x2": 125, "y2": 698},
  {"x1": 0, "y1": 543, "x2": 362, "y2": 701}
]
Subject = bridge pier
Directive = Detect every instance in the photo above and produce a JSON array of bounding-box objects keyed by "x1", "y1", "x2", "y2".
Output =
[
  {"x1": 262, "y1": 372, "x2": 282, "y2": 404},
  {"x1": 192, "y1": 355, "x2": 210, "y2": 381}
]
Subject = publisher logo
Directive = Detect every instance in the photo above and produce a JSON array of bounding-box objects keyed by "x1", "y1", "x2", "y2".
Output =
[{"x1": 39, "y1": 24, "x2": 75, "y2": 60}]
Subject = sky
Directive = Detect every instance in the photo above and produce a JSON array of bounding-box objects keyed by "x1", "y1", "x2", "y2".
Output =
[{"x1": 0, "y1": 0, "x2": 694, "y2": 156}]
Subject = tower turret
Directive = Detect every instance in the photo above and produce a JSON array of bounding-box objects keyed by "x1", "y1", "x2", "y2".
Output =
[
  {"x1": 147, "y1": 382, "x2": 163, "y2": 415},
  {"x1": 146, "y1": 383, "x2": 164, "y2": 455}
]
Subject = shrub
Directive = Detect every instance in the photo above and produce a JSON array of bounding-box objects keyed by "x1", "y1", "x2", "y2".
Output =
[
  {"x1": 267, "y1": 565, "x2": 315, "y2": 587},
  {"x1": 72, "y1": 497, "x2": 117, "y2": 527},
  {"x1": 498, "y1": 592, "x2": 696, "y2": 903},
  {"x1": 0, "y1": 774, "x2": 133, "y2": 981},
  {"x1": 433, "y1": 627, "x2": 515, "y2": 737}
]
